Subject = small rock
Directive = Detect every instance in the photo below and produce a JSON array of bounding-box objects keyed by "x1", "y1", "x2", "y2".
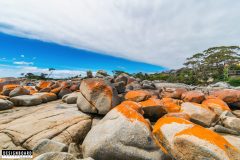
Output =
[
  {"x1": 221, "y1": 116, "x2": 240, "y2": 132},
  {"x1": 0, "y1": 99, "x2": 14, "y2": 110},
  {"x1": 9, "y1": 86, "x2": 30, "y2": 97},
  {"x1": 34, "y1": 92, "x2": 57, "y2": 103},
  {"x1": 141, "y1": 80, "x2": 156, "y2": 89},
  {"x1": 24, "y1": 86, "x2": 38, "y2": 94},
  {"x1": 69, "y1": 84, "x2": 80, "y2": 92},
  {"x1": 0, "y1": 95, "x2": 9, "y2": 100},
  {"x1": 160, "y1": 87, "x2": 187, "y2": 99},
  {"x1": 62, "y1": 92, "x2": 78, "y2": 104},
  {"x1": 33, "y1": 139, "x2": 68, "y2": 156},
  {"x1": 68, "y1": 143, "x2": 82, "y2": 159},
  {"x1": 0, "y1": 77, "x2": 20, "y2": 93},
  {"x1": 61, "y1": 81, "x2": 72, "y2": 88},
  {"x1": 181, "y1": 90, "x2": 205, "y2": 103},
  {"x1": 214, "y1": 125, "x2": 240, "y2": 135},
  {"x1": 2, "y1": 84, "x2": 19, "y2": 96},
  {"x1": 125, "y1": 81, "x2": 141, "y2": 91},
  {"x1": 39, "y1": 87, "x2": 51, "y2": 93},
  {"x1": 114, "y1": 73, "x2": 129, "y2": 85},
  {"x1": 161, "y1": 98, "x2": 182, "y2": 113},
  {"x1": 113, "y1": 81, "x2": 125, "y2": 94},
  {"x1": 139, "y1": 98, "x2": 167, "y2": 121},
  {"x1": 10, "y1": 95, "x2": 43, "y2": 106},
  {"x1": 51, "y1": 87, "x2": 62, "y2": 94},
  {"x1": 58, "y1": 88, "x2": 72, "y2": 98},
  {"x1": 36, "y1": 81, "x2": 53, "y2": 91},
  {"x1": 95, "y1": 70, "x2": 108, "y2": 78},
  {"x1": 209, "y1": 82, "x2": 231, "y2": 88},
  {"x1": 124, "y1": 90, "x2": 151, "y2": 102},
  {"x1": 232, "y1": 110, "x2": 240, "y2": 118},
  {"x1": 181, "y1": 102, "x2": 217, "y2": 127}
]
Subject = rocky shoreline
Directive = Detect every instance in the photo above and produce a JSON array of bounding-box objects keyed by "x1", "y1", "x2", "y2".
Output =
[{"x1": 0, "y1": 74, "x2": 240, "y2": 160}]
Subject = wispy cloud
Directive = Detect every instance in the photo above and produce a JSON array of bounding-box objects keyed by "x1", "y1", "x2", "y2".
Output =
[
  {"x1": 0, "y1": 0, "x2": 239, "y2": 68},
  {"x1": 13, "y1": 61, "x2": 34, "y2": 65},
  {"x1": 0, "y1": 65, "x2": 87, "y2": 78},
  {"x1": 20, "y1": 54, "x2": 25, "y2": 58}
]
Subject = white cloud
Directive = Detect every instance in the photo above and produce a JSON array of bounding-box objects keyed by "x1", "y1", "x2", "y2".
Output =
[
  {"x1": 0, "y1": 65, "x2": 87, "y2": 78},
  {"x1": 20, "y1": 54, "x2": 25, "y2": 58},
  {"x1": 13, "y1": 61, "x2": 34, "y2": 65},
  {"x1": 0, "y1": 0, "x2": 240, "y2": 68}
]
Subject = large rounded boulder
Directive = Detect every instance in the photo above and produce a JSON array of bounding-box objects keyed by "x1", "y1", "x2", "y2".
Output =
[
  {"x1": 125, "y1": 90, "x2": 151, "y2": 102},
  {"x1": 181, "y1": 102, "x2": 217, "y2": 127},
  {"x1": 0, "y1": 99, "x2": 14, "y2": 110},
  {"x1": 153, "y1": 117, "x2": 240, "y2": 160},
  {"x1": 9, "y1": 86, "x2": 30, "y2": 97},
  {"x1": 139, "y1": 98, "x2": 167, "y2": 121},
  {"x1": 82, "y1": 101, "x2": 168, "y2": 160},
  {"x1": 2, "y1": 84, "x2": 19, "y2": 96},
  {"x1": 160, "y1": 87, "x2": 187, "y2": 99},
  {"x1": 211, "y1": 89, "x2": 240, "y2": 108},
  {"x1": 77, "y1": 78, "x2": 119, "y2": 115},
  {"x1": 202, "y1": 97, "x2": 230, "y2": 116},
  {"x1": 36, "y1": 81, "x2": 53, "y2": 91},
  {"x1": 181, "y1": 90, "x2": 205, "y2": 103},
  {"x1": 0, "y1": 77, "x2": 20, "y2": 93}
]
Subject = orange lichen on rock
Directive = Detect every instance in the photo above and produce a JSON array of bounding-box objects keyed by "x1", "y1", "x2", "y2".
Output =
[
  {"x1": 2, "y1": 84, "x2": 19, "y2": 91},
  {"x1": 181, "y1": 90, "x2": 205, "y2": 103},
  {"x1": 153, "y1": 117, "x2": 192, "y2": 133},
  {"x1": 160, "y1": 87, "x2": 187, "y2": 99},
  {"x1": 161, "y1": 98, "x2": 181, "y2": 113},
  {"x1": 24, "y1": 86, "x2": 37, "y2": 95},
  {"x1": 161, "y1": 98, "x2": 182, "y2": 105},
  {"x1": 175, "y1": 125, "x2": 238, "y2": 152},
  {"x1": 116, "y1": 102, "x2": 150, "y2": 129},
  {"x1": 163, "y1": 112, "x2": 190, "y2": 121},
  {"x1": 181, "y1": 102, "x2": 211, "y2": 111},
  {"x1": 84, "y1": 79, "x2": 113, "y2": 99},
  {"x1": 50, "y1": 87, "x2": 62, "y2": 94},
  {"x1": 202, "y1": 98, "x2": 230, "y2": 112},
  {"x1": 139, "y1": 98, "x2": 162, "y2": 107},
  {"x1": 121, "y1": 101, "x2": 143, "y2": 114},
  {"x1": 37, "y1": 81, "x2": 52, "y2": 90},
  {"x1": 0, "y1": 95, "x2": 9, "y2": 100},
  {"x1": 211, "y1": 89, "x2": 240, "y2": 103},
  {"x1": 153, "y1": 137, "x2": 169, "y2": 155},
  {"x1": 125, "y1": 90, "x2": 151, "y2": 102}
]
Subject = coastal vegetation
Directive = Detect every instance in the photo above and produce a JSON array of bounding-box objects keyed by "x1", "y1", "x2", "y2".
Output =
[{"x1": 21, "y1": 46, "x2": 240, "y2": 86}]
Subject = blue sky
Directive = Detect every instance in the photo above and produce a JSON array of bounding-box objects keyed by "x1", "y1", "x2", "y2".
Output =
[{"x1": 0, "y1": 32, "x2": 165, "y2": 78}]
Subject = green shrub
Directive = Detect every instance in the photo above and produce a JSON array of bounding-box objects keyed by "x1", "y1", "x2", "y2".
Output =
[{"x1": 228, "y1": 77, "x2": 240, "y2": 86}]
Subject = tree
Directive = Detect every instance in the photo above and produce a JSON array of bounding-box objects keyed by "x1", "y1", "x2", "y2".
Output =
[
  {"x1": 112, "y1": 70, "x2": 130, "y2": 77},
  {"x1": 47, "y1": 68, "x2": 56, "y2": 78},
  {"x1": 40, "y1": 73, "x2": 48, "y2": 79},
  {"x1": 86, "y1": 70, "x2": 93, "y2": 78},
  {"x1": 183, "y1": 46, "x2": 240, "y2": 84}
]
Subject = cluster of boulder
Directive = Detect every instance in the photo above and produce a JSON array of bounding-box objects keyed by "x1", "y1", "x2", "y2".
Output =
[
  {"x1": 0, "y1": 77, "x2": 80, "y2": 110},
  {"x1": 0, "y1": 73, "x2": 240, "y2": 160}
]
